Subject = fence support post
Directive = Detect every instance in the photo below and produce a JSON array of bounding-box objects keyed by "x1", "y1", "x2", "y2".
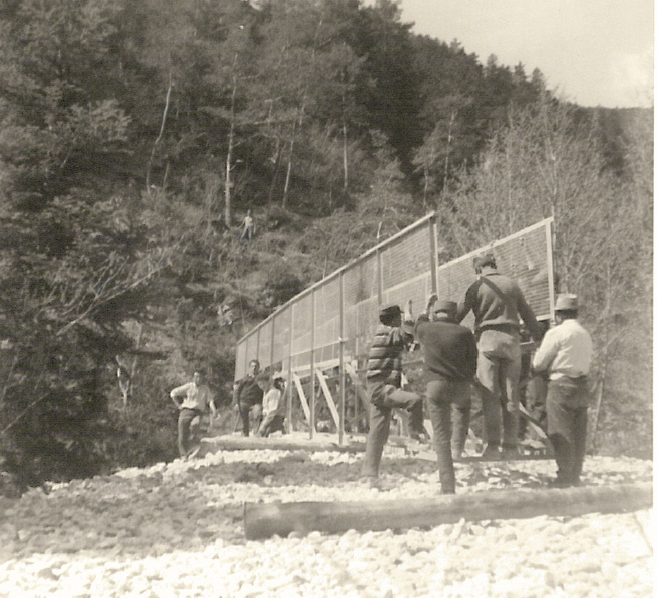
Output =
[{"x1": 338, "y1": 270, "x2": 346, "y2": 445}]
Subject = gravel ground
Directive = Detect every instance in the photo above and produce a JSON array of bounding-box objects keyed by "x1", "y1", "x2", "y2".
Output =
[{"x1": 0, "y1": 446, "x2": 652, "y2": 598}]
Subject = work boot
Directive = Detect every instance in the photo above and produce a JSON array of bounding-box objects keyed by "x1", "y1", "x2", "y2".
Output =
[
  {"x1": 480, "y1": 444, "x2": 500, "y2": 459},
  {"x1": 362, "y1": 476, "x2": 381, "y2": 490}
]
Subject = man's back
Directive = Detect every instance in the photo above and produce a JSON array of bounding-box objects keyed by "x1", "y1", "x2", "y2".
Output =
[
  {"x1": 457, "y1": 268, "x2": 540, "y2": 339},
  {"x1": 415, "y1": 318, "x2": 476, "y2": 381}
]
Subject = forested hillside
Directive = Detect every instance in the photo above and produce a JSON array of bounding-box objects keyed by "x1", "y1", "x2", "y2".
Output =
[{"x1": 0, "y1": 0, "x2": 652, "y2": 491}]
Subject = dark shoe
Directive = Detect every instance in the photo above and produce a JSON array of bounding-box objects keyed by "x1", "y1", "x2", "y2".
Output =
[
  {"x1": 547, "y1": 477, "x2": 571, "y2": 488},
  {"x1": 410, "y1": 427, "x2": 431, "y2": 444},
  {"x1": 441, "y1": 487, "x2": 456, "y2": 495},
  {"x1": 480, "y1": 445, "x2": 500, "y2": 459}
]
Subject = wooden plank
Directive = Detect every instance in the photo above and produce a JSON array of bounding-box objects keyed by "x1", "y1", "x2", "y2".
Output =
[
  {"x1": 345, "y1": 362, "x2": 370, "y2": 413},
  {"x1": 244, "y1": 482, "x2": 653, "y2": 540},
  {"x1": 315, "y1": 368, "x2": 340, "y2": 430},
  {"x1": 292, "y1": 373, "x2": 312, "y2": 426}
]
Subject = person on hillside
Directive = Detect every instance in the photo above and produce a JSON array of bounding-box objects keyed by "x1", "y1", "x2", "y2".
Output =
[
  {"x1": 362, "y1": 302, "x2": 428, "y2": 487},
  {"x1": 239, "y1": 209, "x2": 256, "y2": 242},
  {"x1": 258, "y1": 372, "x2": 287, "y2": 437},
  {"x1": 414, "y1": 296, "x2": 477, "y2": 493},
  {"x1": 232, "y1": 358, "x2": 264, "y2": 436},
  {"x1": 456, "y1": 253, "x2": 543, "y2": 458},
  {"x1": 170, "y1": 370, "x2": 216, "y2": 459},
  {"x1": 532, "y1": 294, "x2": 593, "y2": 487}
]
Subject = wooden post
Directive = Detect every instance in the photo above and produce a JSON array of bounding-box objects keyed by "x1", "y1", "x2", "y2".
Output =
[
  {"x1": 309, "y1": 290, "x2": 316, "y2": 439},
  {"x1": 546, "y1": 218, "x2": 556, "y2": 320},
  {"x1": 244, "y1": 482, "x2": 653, "y2": 540},
  {"x1": 287, "y1": 305, "x2": 295, "y2": 430},
  {"x1": 292, "y1": 373, "x2": 311, "y2": 425},
  {"x1": 338, "y1": 270, "x2": 346, "y2": 445},
  {"x1": 315, "y1": 368, "x2": 340, "y2": 430},
  {"x1": 428, "y1": 214, "x2": 438, "y2": 295}
]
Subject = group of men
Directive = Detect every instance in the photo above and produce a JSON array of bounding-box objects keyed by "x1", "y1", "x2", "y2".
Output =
[
  {"x1": 170, "y1": 358, "x2": 287, "y2": 459},
  {"x1": 172, "y1": 252, "x2": 593, "y2": 491},
  {"x1": 363, "y1": 253, "x2": 593, "y2": 492}
]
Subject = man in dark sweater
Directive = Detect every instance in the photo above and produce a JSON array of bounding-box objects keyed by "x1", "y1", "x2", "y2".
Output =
[
  {"x1": 232, "y1": 359, "x2": 264, "y2": 436},
  {"x1": 362, "y1": 302, "x2": 426, "y2": 484},
  {"x1": 415, "y1": 296, "x2": 477, "y2": 494},
  {"x1": 456, "y1": 253, "x2": 542, "y2": 457}
]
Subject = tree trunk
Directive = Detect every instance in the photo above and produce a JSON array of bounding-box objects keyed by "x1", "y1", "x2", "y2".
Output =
[
  {"x1": 146, "y1": 72, "x2": 173, "y2": 192},
  {"x1": 244, "y1": 482, "x2": 652, "y2": 540},
  {"x1": 225, "y1": 58, "x2": 238, "y2": 226}
]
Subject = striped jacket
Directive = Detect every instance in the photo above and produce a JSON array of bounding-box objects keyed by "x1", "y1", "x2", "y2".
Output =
[{"x1": 366, "y1": 322, "x2": 413, "y2": 386}]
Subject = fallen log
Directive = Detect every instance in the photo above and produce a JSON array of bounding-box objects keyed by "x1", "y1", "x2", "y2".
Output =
[
  {"x1": 243, "y1": 482, "x2": 652, "y2": 540},
  {"x1": 200, "y1": 434, "x2": 366, "y2": 456}
]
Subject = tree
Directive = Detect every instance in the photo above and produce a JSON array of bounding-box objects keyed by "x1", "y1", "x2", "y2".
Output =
[{"x1": 441, "y1": 98, "x2": 652, "y2": 455}]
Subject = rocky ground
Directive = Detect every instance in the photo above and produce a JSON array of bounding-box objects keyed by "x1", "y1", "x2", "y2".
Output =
[{"x1": 0, "y1": 436, "x2": 653, "y2": 598}]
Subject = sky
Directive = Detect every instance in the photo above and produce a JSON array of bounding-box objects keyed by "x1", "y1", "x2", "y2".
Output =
[{"x1": 383, "y1": 0, "x2": 654, "y2": 108}]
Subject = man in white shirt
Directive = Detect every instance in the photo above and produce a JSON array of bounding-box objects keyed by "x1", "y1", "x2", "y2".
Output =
[
  {"x1": 258, "y1": 372, "x2": 287, "y2": 437},
  {"x1": 533, "y1": 294, "x2": 593, "y2": 487},
  {"x1": 170, "y1": 370, "x2": 216, "y2": 458}
]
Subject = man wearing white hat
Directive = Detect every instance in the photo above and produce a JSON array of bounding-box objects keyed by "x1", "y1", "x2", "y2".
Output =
[{"x1": 532, "y1": 294, "x2": 593, "y2": 487}]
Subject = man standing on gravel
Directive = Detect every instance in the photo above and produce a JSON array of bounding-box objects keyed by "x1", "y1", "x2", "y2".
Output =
[
  {"x1": 414, "y1": 296, "x2": 477, "y2": 493},
  {"x1": 532, "y1": 294, "x2": 593, "y2": 488},
  {"x1": 362, "y1": 302, "x2": 427, "y2": 487},
  {"x1": 170, "y1": 370, "x2": 216, "y2": 459},
  {"x1": 233, "y1": 359, "x2": 264, "y2": 436},
  {"x1": 456, "y1": 253, "x2": 543, "y2": 458}
]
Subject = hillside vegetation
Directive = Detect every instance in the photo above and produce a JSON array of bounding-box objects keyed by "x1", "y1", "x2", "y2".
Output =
[{"x1": 0, "y1": 0, "x2": 652, "y2": 490}]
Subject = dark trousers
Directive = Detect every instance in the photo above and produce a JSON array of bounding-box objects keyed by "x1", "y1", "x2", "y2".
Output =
[
  {"x1": 547, "y1": 377, "x2": 589, "y2": 484},
  {"x1": 259, "y1": 414, "x2": 286, "y2": 437},
  {"x1": 239, "y1": 400, "x2": 262, "y2": 436},
  {"x1": 426, "y1": 378, "x2": 471, "y2": 494},
  {"x1": 178, "y1": 408, "x2": 202, "y2": 457},
  {"x1": 362, "y1": 383, "x2": 423, "y2": 478}
]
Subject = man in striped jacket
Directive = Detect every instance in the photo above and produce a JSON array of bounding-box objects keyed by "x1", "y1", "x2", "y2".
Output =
[{"x1": 362, "y1": 301, "x2": 427, "y2": 485}]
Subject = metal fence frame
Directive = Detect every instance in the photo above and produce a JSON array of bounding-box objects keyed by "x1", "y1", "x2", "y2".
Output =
[{"x1": 235, "y1": 214, "x2": 555, "y2": 444}]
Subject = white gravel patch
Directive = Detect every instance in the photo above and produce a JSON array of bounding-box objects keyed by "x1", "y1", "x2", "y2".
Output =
[{"x1": 0, "y1": 450, "x2": 652, "y2": 598}]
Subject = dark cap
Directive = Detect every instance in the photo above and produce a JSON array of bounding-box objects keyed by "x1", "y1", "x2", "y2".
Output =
[
  {"x1": 473, "y1": 252, "x2": 496, "y2": 271},
  {"x1": 379, "y1": 304, "x2": 402, "y2": 319},
  {"x1": 434, "y1": 299, "x2": 457, "y2": 314}
]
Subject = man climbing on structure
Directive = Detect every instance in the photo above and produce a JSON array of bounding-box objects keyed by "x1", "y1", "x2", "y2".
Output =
[
  {"x1": 532, "y1": 294, "x2": 593, "y2": 487},
  {"x1": 414, "y1": 295, "x2": 477, "y2": 493},
  {"x1": 233, "y1": 358, "x2": 264, "y2": 436},
  {"x1": 456, "y1": 253, "x2": 543, "y2": 458},
  {"x1": 362, "y1": 301, "x2": 428, "y2": 488}
]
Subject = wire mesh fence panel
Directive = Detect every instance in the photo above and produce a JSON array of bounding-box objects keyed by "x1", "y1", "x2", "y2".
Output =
[
  {"x1": 342, "y1": 252, "x2": 379, "y2": 363},
  {"x1": 313, "y1": 275, "x2": 341, "y2": 367},
  {"x1": 257, "y1": 319, "x2": 273, "y2": 369},
  {"x1": 381, "y1": 221, "x2": 432, "y2": 291},
  {"x1": 271, "y1": 307, "x2": 291, "y2": 371},
  {"x1": 234, "y1": 216, "x2": 554, "y2": 382},
  {"x1": 437, "y1": 218, "x2": 554, "y2": 331},
  {"x1": 291, "y1": 292, "x2": 313, "y2": 373},
  {"x1": 235, "y1": 335, "x2": 248, "y2": 381}
]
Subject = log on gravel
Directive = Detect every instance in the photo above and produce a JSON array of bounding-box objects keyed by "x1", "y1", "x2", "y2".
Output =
[
  {"x1": 200, "y1": 435, "x2": 365, "y2": 455},
  {"x1": 243, "y1": 482, "x2": 652, "y2": 540}
]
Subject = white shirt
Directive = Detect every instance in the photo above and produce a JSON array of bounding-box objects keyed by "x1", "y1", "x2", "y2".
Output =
[
  {"x1": 170, "y1": 382, "x2": 213, "y2": 411},
  {"x1": 262, "y1": 388, "x2": 284, "y2": 417},
  {"x1": 533, "y1": 319, "x2": 593, "y2": 381}
]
